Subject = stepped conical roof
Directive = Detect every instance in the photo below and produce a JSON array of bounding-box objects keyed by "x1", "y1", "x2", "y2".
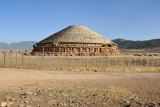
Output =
[{"x1": 39, "y1": 25, "x2": 114, "y2": 44}]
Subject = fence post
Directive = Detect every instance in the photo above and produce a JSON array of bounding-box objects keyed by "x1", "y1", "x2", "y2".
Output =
[
  {"x1": 134, "y1": 57, "x2": 136, "y2": 68},
  {"x1": 158, "y1": 54, "x2": 160, "y2": 66},
  {"x1": 49, "y1": 52, "x2": 51, "y2": 68},
  {"x1": 86, "y1": 53, "x2": 89, "y2": 69},
  {"x1": 64, "y1": 52, "x2": 66, "y2": 69},
  {"x1": 152, "y1": 55, "x2": 154, "y2": 67},
  {"x1": 80, "y1": 54, "x2": 82, "y2": 68},
  {"x1": 16, "y1": 51, "x2": 17, "y2": 66},
  {"x1": 36, "y1": 52, "x2": 37, "y2": 66},
  {"x1": 141, "y1": 53, "x2": 142, "y2": 68},
  {"x1": 128, "y1": 52, "x2": 131, "y2": 67},
  {"x1": 116, "y1": 56, "x2": 118, "y2": 67},
  {"x1": 64, "y1": 48, "x2": 66, "y2": 69},
  {"x1": 122, "y1": 53, "x2": 124, "y2": 67},
  {"x1": 29, "y1": 52, "x2": 30, "y2": 66},
  {"x1": 88, "y1": 52, "x2": 89, "y2": 68},
  {"x1": 10, "y1": 51, "x2": 11, "y2": 66},
  {"x1": 86, "y1": 53, "x2": 87, "y2": 68},
  {"x1": 4, "y1": 49, "x2": 6, "y2": 65},
  {"x1": 94, "y1": 53, "x2": 97, "y2": 68},
  {"x1": 146, "y1": 52, "x2": 149, "y2": 68},
  {"x1": 108, "y1": 54, "x2": 110, "y2": 68},
  {"x1": 22, "y1": 51, "x2": 24, "y2": 66},
  {"x1": 102, "y1": 55, "x2": 104, "y2": 68},
  {"x1": 42, "y1": 47, "x2": 44, "y2": 66}
]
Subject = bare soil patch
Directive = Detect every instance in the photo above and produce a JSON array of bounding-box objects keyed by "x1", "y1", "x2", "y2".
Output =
[{"x1": 0, "y1": 68, "x2": 160, "y2": 107}]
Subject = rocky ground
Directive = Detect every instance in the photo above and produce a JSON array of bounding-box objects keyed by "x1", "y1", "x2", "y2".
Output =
[{"x1": 0, "y1": 68, "x2": 160, "y2": 107}]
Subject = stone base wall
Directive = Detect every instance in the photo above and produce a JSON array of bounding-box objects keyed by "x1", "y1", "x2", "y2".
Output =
[{"x1": 32, "y1": 45, "x2": 119, "y2": 54}]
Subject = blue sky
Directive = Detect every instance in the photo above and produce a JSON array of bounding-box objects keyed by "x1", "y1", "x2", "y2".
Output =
[{"x1": 0, "y1": 0, "x2": 160, "y2": 43}]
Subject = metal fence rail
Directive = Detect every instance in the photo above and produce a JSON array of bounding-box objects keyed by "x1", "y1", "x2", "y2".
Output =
[{"x1": 0, "y1": 51, "x2": 160, "y2": 71}]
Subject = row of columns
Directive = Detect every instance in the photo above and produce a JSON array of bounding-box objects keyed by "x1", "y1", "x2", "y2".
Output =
[{"x1": 33, "y1": 46, "x2": 113, "y2": 53}]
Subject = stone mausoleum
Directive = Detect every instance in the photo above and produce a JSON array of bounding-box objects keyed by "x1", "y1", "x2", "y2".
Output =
[{"x1": 32, "y1": 25, "x2": 119, "y2": 54}]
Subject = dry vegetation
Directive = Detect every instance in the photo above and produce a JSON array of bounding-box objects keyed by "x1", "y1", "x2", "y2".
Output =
[{"x1": 0, "y1": 52, "x2": 160, "y2": 72}]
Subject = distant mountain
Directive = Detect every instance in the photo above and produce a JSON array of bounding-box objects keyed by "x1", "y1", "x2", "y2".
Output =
[
  {"x1": 113, "y1": 38, "x2": 160, "y2": 49},
  {"x1": 0, "y1": 41, "x2": 37, "y2": 51},
  {"x1": 0, "y1": 38, "x2": 160, "y2": 51}
]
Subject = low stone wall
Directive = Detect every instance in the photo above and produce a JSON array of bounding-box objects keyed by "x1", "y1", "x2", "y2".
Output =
[
  {"x1": 32, "y1": 43, "x2": 119, "y2": 54},
  {"x1": 30, "y1": 52, "x2": 119, "y2": 56}
]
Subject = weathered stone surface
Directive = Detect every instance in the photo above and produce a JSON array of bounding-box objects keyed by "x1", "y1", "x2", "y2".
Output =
[
  {"x1": 0, "y1": 103, "x2": 7, "y2": 107},
  {"x1": 32, "y1": 25, "x2": 119, "y2": 54}
]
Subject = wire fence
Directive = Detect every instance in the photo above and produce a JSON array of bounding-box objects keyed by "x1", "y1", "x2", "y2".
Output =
[{"x1": 0, "y1": 50, "x2": 160, "y2": 71}]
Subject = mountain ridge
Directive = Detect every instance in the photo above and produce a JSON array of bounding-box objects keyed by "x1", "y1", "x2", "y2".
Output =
[
  {"x1": 0, "y1": 41, "x2": 37, "y2": 51},
  {"x1": 113, "y1": 38, "x2": 160, "y2": 49},
  {"x1": 0, "y1": 38, "x2": 160, "y2": 50}
]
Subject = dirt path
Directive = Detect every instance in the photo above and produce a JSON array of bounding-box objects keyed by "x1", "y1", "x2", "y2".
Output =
[{"x1": 0, "y1": 68, "x2": 160, "y2": 107}]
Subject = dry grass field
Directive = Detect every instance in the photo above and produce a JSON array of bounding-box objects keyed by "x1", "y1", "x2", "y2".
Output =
[
  {"x1": 0, "y1": 68, "x2": 160, "y2": 107},
  {"x1": 0, "y1": 52, "x2": 160, "y2": 72}
]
